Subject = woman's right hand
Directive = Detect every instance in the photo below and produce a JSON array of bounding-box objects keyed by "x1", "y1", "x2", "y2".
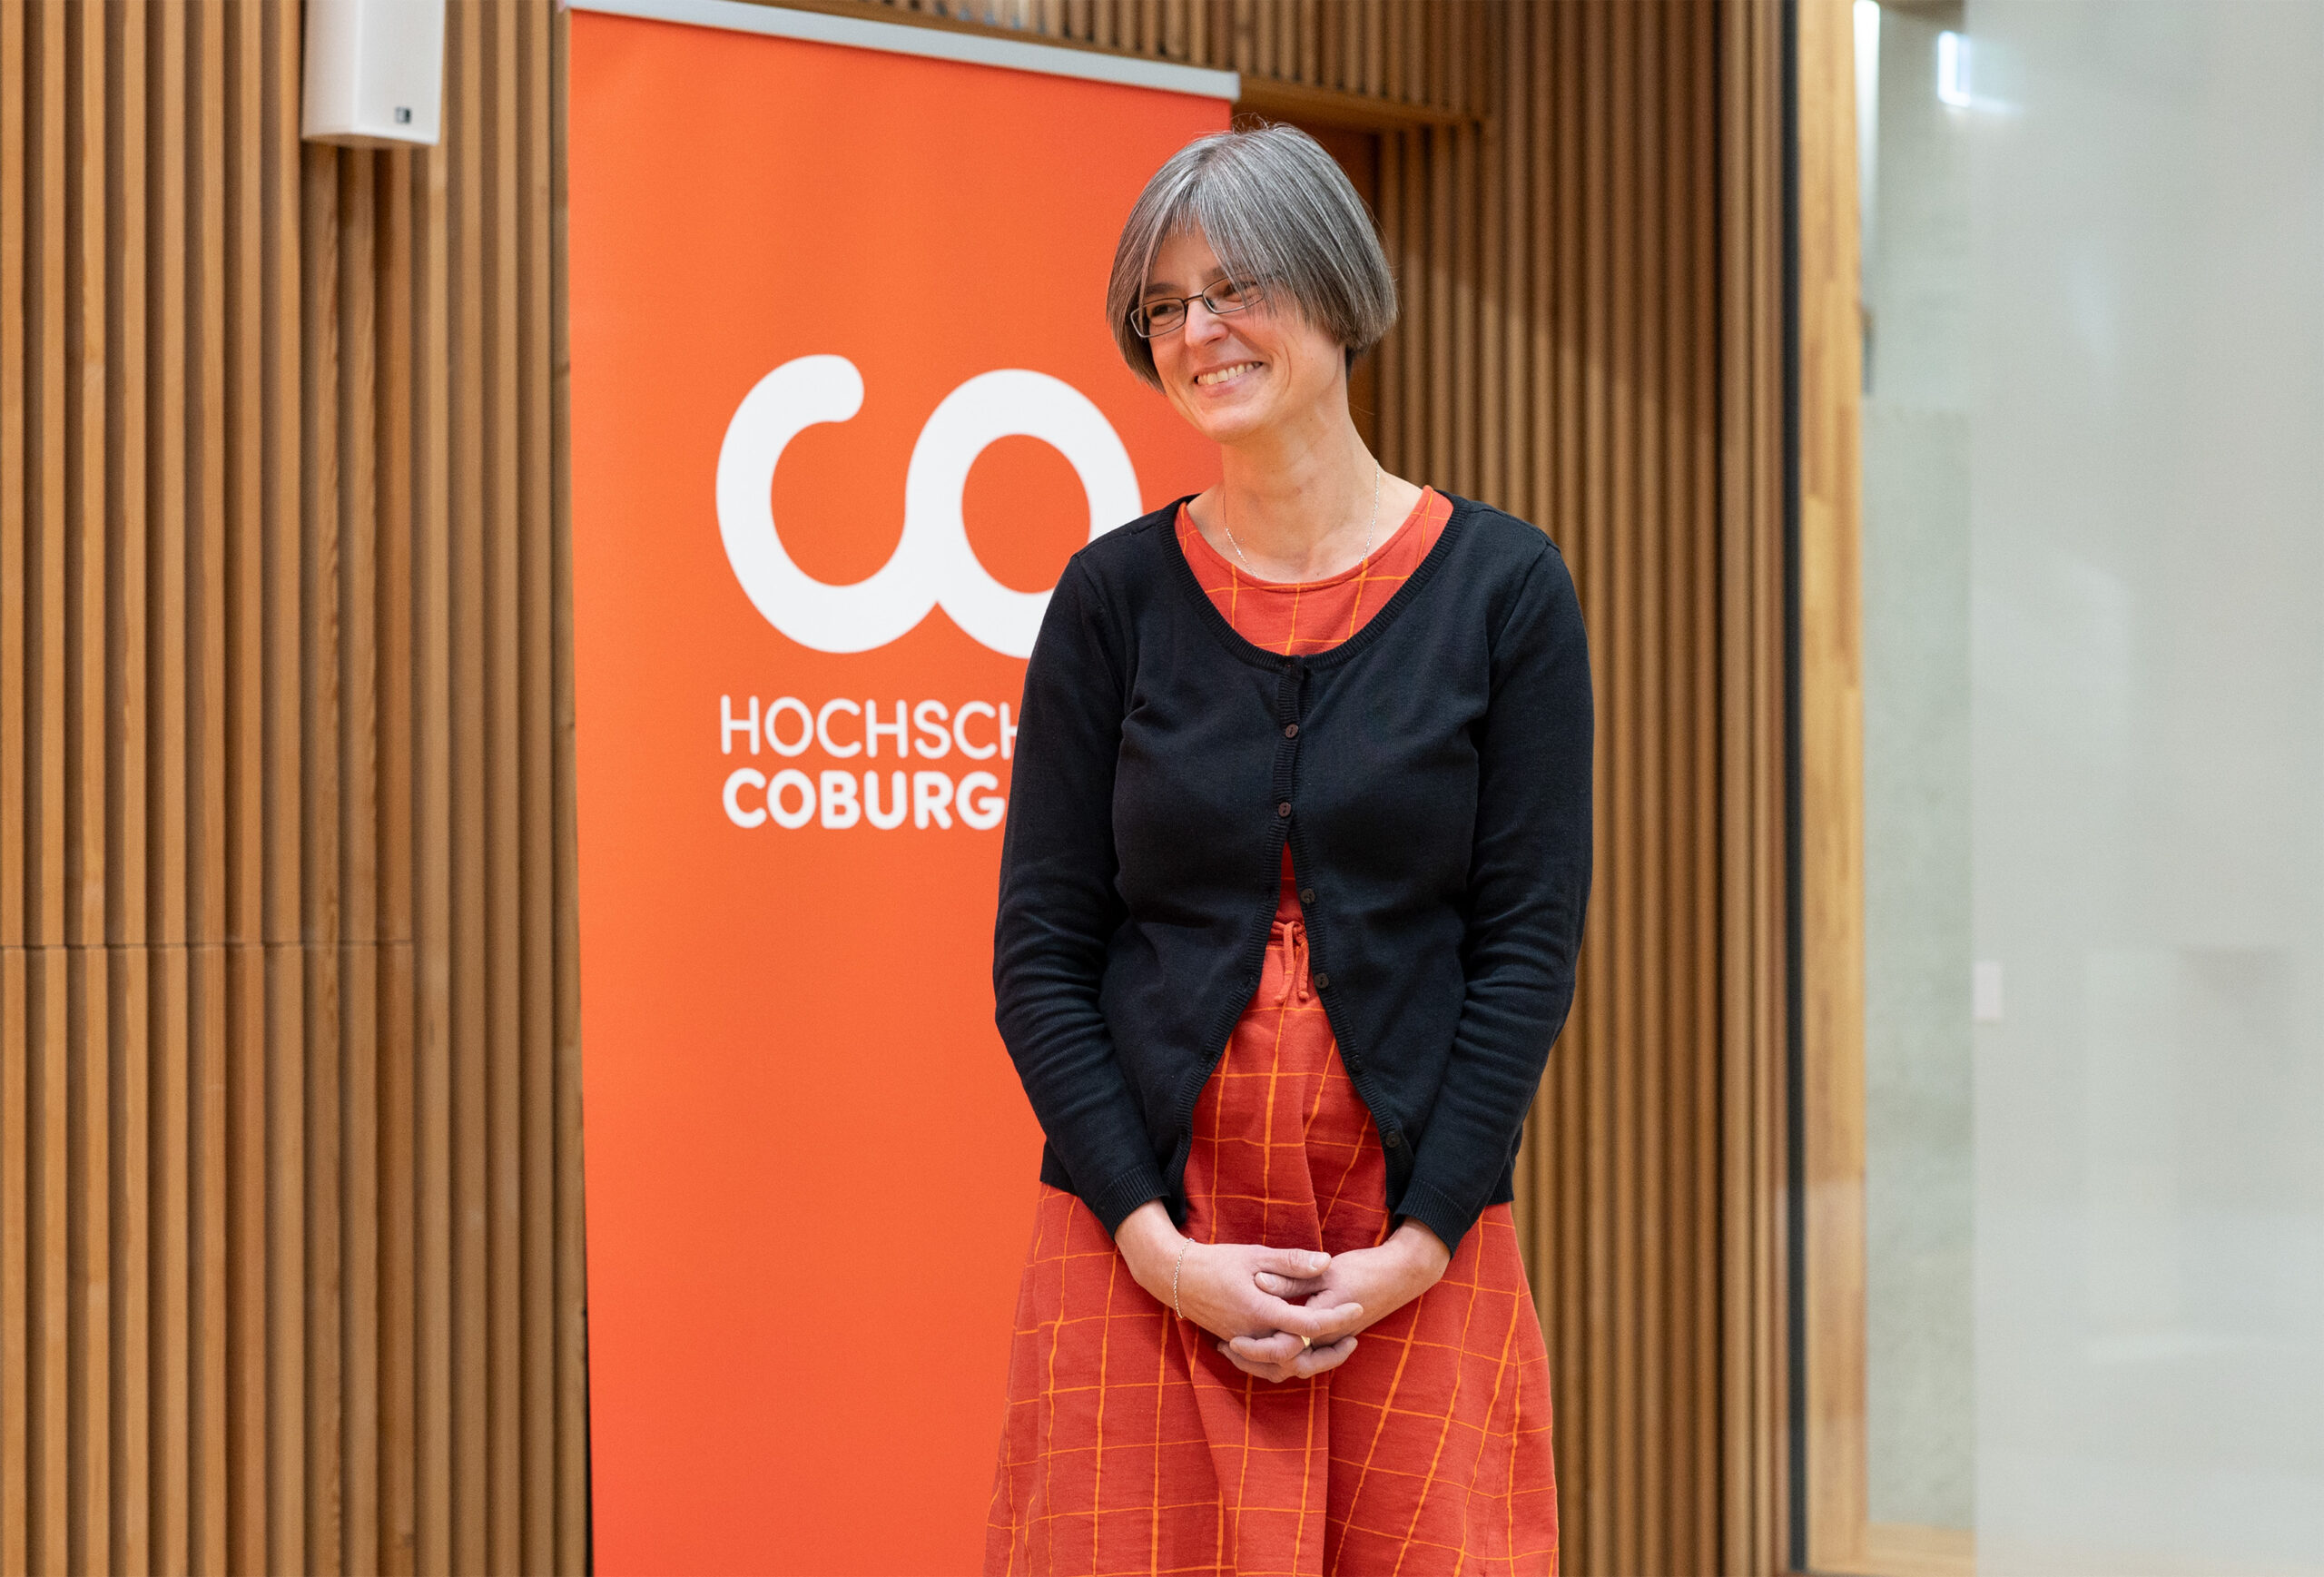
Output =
[{"x1": 1114, "y1": 1201, "x2": 1364, "y2": 1380}]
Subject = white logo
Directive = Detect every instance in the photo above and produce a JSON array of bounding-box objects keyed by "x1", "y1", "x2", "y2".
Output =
[{"x1": 715, "y1": 356, "x2": 1141, "y2": 658}]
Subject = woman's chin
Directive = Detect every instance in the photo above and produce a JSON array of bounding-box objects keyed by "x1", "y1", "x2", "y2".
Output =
[{"x1": 1181, "y1": 399, "x2": 1279, "y2": 448}]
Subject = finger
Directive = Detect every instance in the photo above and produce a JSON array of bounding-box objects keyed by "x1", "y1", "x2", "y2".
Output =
[
  {"x1": 1216, "y1": 1342, "x2": 1297, "y2": 1385},
  {"x1": 1252, "y1": 1271, "x2": 1327, "y2": 1298},
  {"x1": 1301, "y1": 1300, "x2": 1366, "y2": 1337},
  {"x1": 1293, "y1": 1336, "x2": 1356, "y2": 1378},
  {"x1": 1227, "y1": 1330, "x2": 1306, "y2": 1365},
  {"x1": 1256, "y1": 1247, "x2": 1331, "y2": 1279},
  {"x1": 1258, "y1": 1295, "x2": 1363, "y2": 1339},
  {"x1": 1216, "y1": 1336, "x2": 1353, "y2": 1384}
]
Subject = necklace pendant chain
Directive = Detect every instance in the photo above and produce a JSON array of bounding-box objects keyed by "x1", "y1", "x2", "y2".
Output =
[{"x1": 1222, "y1": 463, "x2": 1384, "y2": 578}]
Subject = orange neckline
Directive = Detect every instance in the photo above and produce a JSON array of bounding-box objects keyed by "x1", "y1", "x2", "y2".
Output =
[{"x1": 1176, "y1": 485, "x2": 1441, "y2": 591}]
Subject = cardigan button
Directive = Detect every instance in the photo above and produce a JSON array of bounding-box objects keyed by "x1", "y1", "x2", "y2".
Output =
[
  {"x1": 1283, "y1": 723, "x2": 1299, "y2": 738},
  {"x1": 1298, "y1": 888, "x2": 1315, "y2": 905},
  {"x1": 1384, "y1": 1130, "x2": 1402, "y2": 1148},
  {"x1": 1275, "y1": 802, "x2": 1292, "y2": 818},
  {"x1": 1314, "y1": 972, "x2": 1331, "y2": 991}
]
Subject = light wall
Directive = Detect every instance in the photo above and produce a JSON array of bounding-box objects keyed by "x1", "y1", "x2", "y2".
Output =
[{"x1": 1969, "y1": 2, "x2": 2324, "y2": 1570}]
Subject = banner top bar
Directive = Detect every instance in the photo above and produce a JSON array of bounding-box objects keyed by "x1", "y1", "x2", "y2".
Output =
[{"x1": 570, "y1": 0, "x2": 1243, "y2": 103}]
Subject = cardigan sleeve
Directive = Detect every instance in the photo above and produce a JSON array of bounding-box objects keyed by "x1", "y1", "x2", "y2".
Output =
[
  {"x1": 992, "y1": 554, "x2": 1168, "y2": 1235},
  {"x1": 1397, "y1": 540, "x2": 1595, "y2": 1253}
]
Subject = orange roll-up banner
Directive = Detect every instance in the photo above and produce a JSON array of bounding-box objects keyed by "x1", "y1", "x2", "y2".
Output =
[{"x1": 568, "y1": 6, "x2": 1226, "y2": 1571}]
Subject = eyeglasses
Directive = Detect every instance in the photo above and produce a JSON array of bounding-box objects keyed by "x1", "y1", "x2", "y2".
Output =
[{"x1": 1129, "y1": 277, "x2": 1268, "y2": 339}]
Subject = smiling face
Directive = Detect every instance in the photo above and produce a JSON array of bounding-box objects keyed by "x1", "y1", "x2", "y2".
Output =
[{"x1": 1142, "y1": 226, "x2": 1351, "y2": 449}]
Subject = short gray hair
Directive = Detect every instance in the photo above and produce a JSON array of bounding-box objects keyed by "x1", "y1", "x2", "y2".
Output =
[{"x1": 1106, "y1": 123, "x2": 1397, "y2": 389}]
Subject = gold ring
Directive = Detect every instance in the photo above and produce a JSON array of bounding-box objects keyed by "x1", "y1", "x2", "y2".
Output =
[{"x1": 1300, "y1": 1335, "x2": 1313, "y2": 1352}]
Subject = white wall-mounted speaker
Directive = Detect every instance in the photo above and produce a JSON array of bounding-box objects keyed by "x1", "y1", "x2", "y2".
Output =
[{"x1": 301, "y1": 0, "x2": 448, "y2": 148}]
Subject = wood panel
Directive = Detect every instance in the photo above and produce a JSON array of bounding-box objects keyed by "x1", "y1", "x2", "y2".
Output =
[
  {"x1": 1724, "y1": 4, "x2": 1793, "y2": 1572},
  {"x1": 1797, "y1": 0, "x2": 1872, "y2": 1571},
  {"x1": 1863, "y1": 1522, "x2": 1979, "y2": 1577},
  {"x1": 0, "y1": 2, "x2": 1788, "y2": 1572},
  {"x1": 0, "y1": 2, "x2": 586, "y2": 1572}
]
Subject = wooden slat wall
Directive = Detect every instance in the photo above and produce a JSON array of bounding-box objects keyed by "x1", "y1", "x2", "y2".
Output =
[
  {"x1": 0, "y1": 2, "x2": 586, "y2": 1572},
  {"x1": 3, "y1": 2, "x2": 1788, "y2": 1573},
  {"x1": 847, "y1": 5, "x2": 1795, "y2": 1572}
]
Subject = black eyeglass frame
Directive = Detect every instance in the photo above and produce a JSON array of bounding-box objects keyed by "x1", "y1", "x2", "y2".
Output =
[{"x1": 1128, "y1": 277, "x2": 1270, "y2": 339}]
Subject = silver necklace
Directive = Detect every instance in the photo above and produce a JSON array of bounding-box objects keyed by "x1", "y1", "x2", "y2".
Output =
[{"x1": 1222, "y1": 464, "x2": 1382, "y2": 578}]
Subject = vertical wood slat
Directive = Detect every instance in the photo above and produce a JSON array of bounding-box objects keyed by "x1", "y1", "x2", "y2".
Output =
[
  {"x1": 1, "y1": 944, "x2": 23, "y2": 1577},
  {"x1": 339, "y1": 137, "x2": 385, "y2": 1577},
  {"x1": 376, "y1": 137, "x2": 419, "y2": 1577},
  {"x1": 1634, "y1": 9, "x2": 1669, "y2": 1572},
  {"x1": 547, "y1": 13, "x2": 593, "y2": 1562},
  {"x1": 1723, "y1": 3, "x2": 1792, "y2": 1572},
  {"x1": 414, "y1": 81, "x2": 456, "y2": 1577},
  {"x1": 31, "y1": 0, "x2": 64, "y2": 961},
  {"x1": 262, "y1": 6, "x2": 309, "y2": 1569},
  {"x1": 1679, "y1": 16, "x2": 1713, "y2": 1570},
  {"x1": 32, "y1": 949, "x2": 65, "y2": 1577},
  {"x1": 66, "y1": 0, "x2": 104, "y2": 957},
  {"x1": 0, "y1": 0, "x2": 24, "y2": 972},
  {"x1": 1687, "y1": 8, "x2": 1721, "y2": 1562},
  {"x1": 107, "y1": 22, "x2": 154, "y2": 1552},
  {"x1": 448, "y1": 1, "x2": 487, "y2": 1567},
  {"x1": 194, "y1": 7, "x2": 233, "y2": 1568},
  {"x1": 25, "y1": 15, "x2": 68, "y2": 1560},
  {"x1": 485, "y1": 5, "x2": 525, "y2": 1572},
  {"x1": 148, "y1": 11, "x2": 196, "y2": 1576},
  {"x1": 517, "y1": 10, "x2": 561, "y2": 1572},
  {"x1": 63, "y1": 14, "x2": 111, "y2": 1577},
  {"x1": 297, "y1": 123, "x2": 343, "y2": 1577},
  {"x1": 221, "y1": 5, "x2": 268, "y2": 1574},
  {"x1": 0, "y1": 4, "x2": 1788, "y2": 1572}
]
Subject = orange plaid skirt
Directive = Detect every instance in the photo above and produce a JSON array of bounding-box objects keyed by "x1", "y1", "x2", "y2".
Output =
[{"x1": 984, "y1": 871, "x2": 1558, "y2": 1575}]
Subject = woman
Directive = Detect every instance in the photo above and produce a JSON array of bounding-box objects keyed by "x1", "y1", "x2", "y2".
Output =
[{"x1": 987, "y1": 124, "x2": 1591, "y2": 1576}]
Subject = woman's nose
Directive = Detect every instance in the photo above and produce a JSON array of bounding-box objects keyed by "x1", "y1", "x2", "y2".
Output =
[{"x1": 1178, "y1": 301, "x2": 1232, "y2": 346}]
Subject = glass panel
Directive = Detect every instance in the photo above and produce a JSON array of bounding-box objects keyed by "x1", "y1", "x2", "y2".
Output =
[
  {"x1": 1860, "y1": 0, "x2": 1975, "y2": 1544},
  {"x1": 1861, "y1": 3, "x2": 2324, "y2": 1571},
  {"x1": 1967, "y1": 3, "x2": 2324, "y2": 1572}
]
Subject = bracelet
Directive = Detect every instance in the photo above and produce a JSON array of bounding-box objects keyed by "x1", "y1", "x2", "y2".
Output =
[{"x1": 1170, "y1": 1240, "x2": 1192, "y2": 1321}]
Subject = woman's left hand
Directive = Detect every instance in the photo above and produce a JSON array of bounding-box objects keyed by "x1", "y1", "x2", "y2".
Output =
[{"x1": 1216, "y1": 1220, "x2": 1452, "y2": 1384}]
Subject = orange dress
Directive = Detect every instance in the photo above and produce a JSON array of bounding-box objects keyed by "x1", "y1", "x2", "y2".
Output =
[{"x1": 986, "y1": 488, "x2": 1557, "y2": 1576}]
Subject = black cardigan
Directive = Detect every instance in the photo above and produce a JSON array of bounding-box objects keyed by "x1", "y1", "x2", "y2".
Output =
[{"x1": 992, "y1": 493, "x2": 1592, "y2": 1253}]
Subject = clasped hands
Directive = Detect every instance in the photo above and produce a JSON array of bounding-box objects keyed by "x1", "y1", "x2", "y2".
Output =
[{"x1": 1116, "y1": 1200, "x2": 1452, "y2": 1384}]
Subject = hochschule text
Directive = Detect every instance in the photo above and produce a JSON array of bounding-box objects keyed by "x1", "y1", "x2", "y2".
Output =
[{"x1": 718, "y1": 694, "x2": 1014, "y2": 832}]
